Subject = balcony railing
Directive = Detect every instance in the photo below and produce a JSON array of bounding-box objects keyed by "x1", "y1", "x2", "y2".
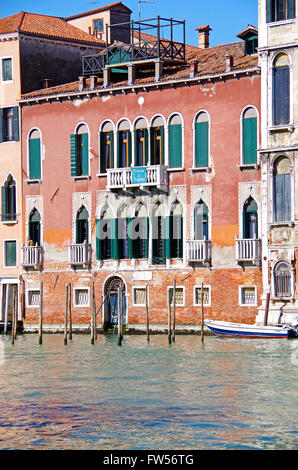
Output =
[
  {"x1": 186, "y1": 239, "x2": 211, "y2": 263},
  {"x1": 107, "y1": 165, "x2": 168, "y2": 191},
  {"x1": 21, "y1": 244, "x2": 43, "y2": 269},
  {"x1": 236, "y1": 237, "x2": 261, "y2": 263},
  {"x1": 68, "y1": 241, "x2": 92, "y2": 268}
]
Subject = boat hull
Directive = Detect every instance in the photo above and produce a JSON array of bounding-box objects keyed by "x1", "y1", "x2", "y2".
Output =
[{"x1": 204, "y1": 320, "x2": 292, "y2": 338}]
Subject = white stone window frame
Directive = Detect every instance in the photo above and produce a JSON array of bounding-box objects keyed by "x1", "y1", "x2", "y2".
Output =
[
  {"x1": 1, "y1": 172, "x2": 18, "y2": 225},
  {"x1": 191, "y1": 109, "x2": 211, "y2": 171},
  {"x1": 97, "y1": 119, "x2": 116, "y2": 175},
  {"x1": 27, "y1": 288, "x2": 41, "y2": 308},
  {"x1": 26, "y1": 127, "x2": 43, "y2": 183},
  {"x1": 73, "y1": 122, "x2": 91, "y2": 180},
  {"x1": 193, "y1": 285, "x2": 211, "y2": 307},
  {"x1": 132, "y1": 285, "x2": 148, "y2": 307},
  {"x1": 73, "y1": 287, "x2": 90, "y2": 308},
  {"x1": 239, "y1": 285, "x2": 258, "y2": 307},
  {"x1": 167, "y1": 285, "x2": 185, "y2": 307},
  {"x1": 1, "y1": 56, "x2": 13, "y2": 83},
  {"x1": 239, "y1": 105, "x2": 260, "y2": 168},
  {"x1": 166, "y1": 112, "x2": 185, "y2": 171},
  {"x1": 25, "y1": 196, "x2": 44, "y2": 247},
  {"x1": 3, "y1": 238, "x2": 17, "y2": 268},
  {"x1": 269, "y1": 153, "x2": 295, "y2": 225}
]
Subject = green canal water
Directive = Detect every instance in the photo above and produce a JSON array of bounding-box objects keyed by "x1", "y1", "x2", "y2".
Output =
[{"x1": 0, "y1": 333, "x2": 297, "y2": 450}]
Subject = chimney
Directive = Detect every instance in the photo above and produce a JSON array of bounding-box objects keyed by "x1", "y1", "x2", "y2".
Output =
[
  {"x1": 78, "y1": 76, "x2": 86, "y2": 91},
  {"x1": 42, "y1": 78, "x2": 52, "y2": 89},
  {"x1": 196, "y1": 25, "x2": 212, "y2": 49},
  {"x1": 189, "y1": 59, "x2": 198, "y2": 78},
  {"x1": 225, "y1": 54, "x2": 233, "y2": 71},
  {"x1": 88, "y1": 26, "x2": 92, "y2": 35}
]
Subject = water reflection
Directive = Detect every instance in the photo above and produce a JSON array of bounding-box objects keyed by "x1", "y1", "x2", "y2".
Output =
[{"x1": 0, "y1": 334, "x2": 297, "y2": 449}]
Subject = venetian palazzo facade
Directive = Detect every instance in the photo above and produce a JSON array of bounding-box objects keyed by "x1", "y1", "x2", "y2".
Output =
[
  {"x1": 256, "y1": 0, "x2": 298, "y2": 326},
  {"x1": 18, "y1": 19, "x2": 263, "y2": 330}
]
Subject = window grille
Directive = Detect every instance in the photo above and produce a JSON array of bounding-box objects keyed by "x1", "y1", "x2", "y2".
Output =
[
  {"x1": 75, "y1": 288, "x2": 89, "y2": 306},
  {"x1": 240, "y1": 287, "x2": 256, "y2": 305},
  {"x1": 28, "y1": 290, "x2": 40, "y2": 307},
  {"x1": 195, "y1": 287, "x2": 210, "y2": 305}
]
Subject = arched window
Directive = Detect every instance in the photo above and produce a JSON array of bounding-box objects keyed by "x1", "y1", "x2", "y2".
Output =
[
  {"x1": 168, "y1": 114, "x2": 182, "y2": 168},
  {"x1": 273, "y1": 156, "x2": 291, "y2": 222},
  {"x1": 131, "y1": 204, "x2": 148, "y2": 259},
  {"x1": 134, "y1": 118, "x2": 148, "y2": 167},
  {"x1": 76, "y1": 206, "x2": 89, "y2": 244},
  {"x1": 118, "y1": 205, "x2": 130, "y2": 259},
  {"x1": 266, "y1": 0, "x2": 295, "y2": 22},
  {"x1": 242, "y1": 107, "x2": 257, "y2": 165},
  {"x1": 273, "y1": 54, "x2": 290, "y2": 125},
  {"x1": 273, "y1": 261, "x2": 292, "y2": 298},
  {"x1": 152, "y1": 202, "x2": 165, "y2": 265},
  {"x1": 243, "y1": 197, "x2": 258, "y2": 239},
  {"x1": 1, "y1": 174, "x2": 16, "y2": 222},
  {"x1": 169, "y1": 202, "x2": 183, "y2": 258},
  {"x1": 150, "y1": 116, "x2": 165, "y2": 165},
  {"x1": 194, "y1": 112, "x2": 209, "y2": 168},
  {"x1": 194, "y1": 200, "x2": 209, "y2": 240},
  {"x1": 28, "y1": 129, "x2": 41, "y2": 180},
  {"x1": 70, "y1": 124, "x2": 89, "y2": 177},
  {"x1": 100, "y1": 122, "x2": 114, "y2": 173},
  {"x1": 96, "y1": 206, "x2": 113, "y2": 260},
  {"x1": 28, "y1": 208, "x2": 41, "y2": 246},
  {"x1": 117, "y1": 120, "x2": 131, "y2": 168}
]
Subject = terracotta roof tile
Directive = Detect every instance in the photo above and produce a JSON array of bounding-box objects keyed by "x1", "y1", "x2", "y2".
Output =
[
  {"x1": 64, "y1": 2, "x2": 132, "y2": 21},
  {"x1": 0, "y1": 11, "x2": 105, "y2": 44}
]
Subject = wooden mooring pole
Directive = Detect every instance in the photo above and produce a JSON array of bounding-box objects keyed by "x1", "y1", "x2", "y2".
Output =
[
  {"x1": 68, "y1": 283, "x2": 72, "y2": 340},
  {"x1": 11, "y1": 289, "x2": 17, "y2": 345},
  {"x1": 39, "y1": 282, "x2": 43, "y2": 345},
  {"x1": 146, "y1": 284, "x2": 149, "y2": 342},
  {"x1": 64, "y1": 284, "x2": 68, "y2": 345},
  {"x1": 172, "y1": 280, "x2": 176, "y2": 343},
  {"x1": 117, "y1": 287, "x2": 123, "y2": 346},
  {"x1": 91, "y1": 282, "x2": 97, "y2": 344},
  {"x1": 168, "y1": 288, "x2": 172, "y2": 344},
  {"x1": 201, "y1": 282, "x2": 204, "y2": 343}
]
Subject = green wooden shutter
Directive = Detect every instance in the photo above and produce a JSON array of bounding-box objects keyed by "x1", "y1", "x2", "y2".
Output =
[
  {"x1": 100, "y1": 132, "x2": 105, "y2": 173},
  {"x1": 70, "y1": 134, "x2": 78, "y2": 177},
  {"x1": 29, "y1": 138, "x2": 41, "y2": 180},
  {"x1": 81, "y1": 133, "x2": 89, "y2": 176},
  {"x1": 109, "y1": 130, "x2": 114, "y2": 168},
  {"x1": 1, "y1": 186, "x2": 7, "y2": 222},
  {"x1": 195, "y1": 122, "x2": 209, "y2": 167},
  {"x1": 243, "y1": 117, "x2": 257, "y2": 164},
  {"x1": 144, "y1": 217, "x2": 149, "y2": 258},
  {"x1": 12, "y1": 107, "x2": 19, "y2": 141},
  {"x1": 160, "y1": 126, "x2": 165, "y2": 165},
  {"x1": 169, "y1": 124, "x2": 182, "y2": 168},
  {"x1": 177, "y1": 215, "x2": 183, "y2": 258},
  {"x1": 0, "y1": 108, "x2": 3, "y2": 143},
  {"x1": 288, "y1": 0, "x2": 295, "y2": 19},
  {"x1": 266, "y1": 0, "x2": 273, "y2": 22},
  {"x1": 127, "y1": 218, "x2": 133, "y2": 259},
  {"x1": 165, "y1": 215, "x2": 171, "y2": 259},
  {"x1": 96, "y1": 219, "x2": 102, "y2": 260},
  {"x1": 111, "y1": 218, "x2": 119, "y2": 260},
  {"x1": 5, "y1": 240, "x2": 16, "y2": 267}
]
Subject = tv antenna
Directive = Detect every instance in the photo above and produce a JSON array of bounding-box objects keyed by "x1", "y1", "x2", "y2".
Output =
[
  {"x1": 89, "y1": 1, "x2": 99, "y2": 7},
  {"x1": 138, "y1": 0, "x2": 156, "y2": 21}
]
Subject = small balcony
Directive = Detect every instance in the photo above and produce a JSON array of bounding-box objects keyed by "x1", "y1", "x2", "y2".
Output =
[
  {"x1": 68, "y1": 241, "x2": 92, "y2": 268},
  {"x1": 186, "y1": 239, "x2": 211, "y2": 264},
  {"x1": 236, "y1": 237, "x2": 261, "y2": 264},
  {"x1": 106, "y1": 165, "x2": 168, "y2": 191},
  {"x1": 21, "y1": 244, "x2": 43, "y2": 269}
]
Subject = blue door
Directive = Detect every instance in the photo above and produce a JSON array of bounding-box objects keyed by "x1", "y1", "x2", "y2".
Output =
[{"x1": 108, "y1": 292, "x2": 127, "y2": 325}]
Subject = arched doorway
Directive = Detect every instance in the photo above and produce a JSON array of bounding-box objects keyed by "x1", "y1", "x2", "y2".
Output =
[{"x1": 103, "y1": 276, "x2": 126, "y2": 329}]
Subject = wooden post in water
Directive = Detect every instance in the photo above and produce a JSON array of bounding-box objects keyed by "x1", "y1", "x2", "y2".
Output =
[
  {"x1": 11, "y1": 289, "x2": 17, "y2": 345},
  {"x1": 91, "y1": 282, "x2": 97, "y2": 343},
  {"x1": 201, "y1": 282, "x2": 204, "y2": 343},
  {"x1": 64, "y1": 284, "x2": 68, "y2": 345},
  {"x1": 117, "y1": 287, "x2": 122, "y2": 346},
  {"x1": 172, "y1": 280, "x2": 176, "y2": 343},
  {"x1": 146, "y1": 284, "x2": 150, "y2": 342},
  {"x1": 167, "y1": 288, "x2": 172, "y2": 344},
  {"x1": 91, "y1": 283, "x2": 95, "y2": 345},
  {"x1": 264, "y1": 285, "x2": 271, "y2": 326},
  {"x1": 68, "y1": 283, "x2": 72, "y2": 340},
  {"x1": 39, "y1": 282, "x2": 43, "y2": 345}
]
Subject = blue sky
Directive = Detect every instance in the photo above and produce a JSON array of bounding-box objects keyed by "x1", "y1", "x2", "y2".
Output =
[{"x1": 0, "y1": 1, "x2": 258, "y2": 47}]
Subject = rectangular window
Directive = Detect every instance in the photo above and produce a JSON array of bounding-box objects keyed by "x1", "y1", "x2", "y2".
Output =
[
  {"x1": 74, "y1": 288, "x2": 90, "y2": 307},
  {"x1": 239, "y1": 286, "x2": 257, "y2": 306},
  {"x1": 169, "y1": 124, "x2": 182, "y2": 168},
  {"x1": 27, "y1": 289, "x2": 41, "y2": 307},
  {"x1": 0, "y1": 107, "x2": 19, "y2": 143},
  {"x1": 195, "y1": 122, "x2": 209, "y2": 168},
  {"x1": 100, "y1": 131, "x2": 114, "y2": 173},
  {"x1": 93, "y1": 19, "x2": 104, "y2": 33},
  {"x1": 2, "y1": 58, "x2": 12, "y2": 82},
  {"x1": 70, "y1": 133, "x2": 89, "y2": 177},
  {"x1": 273, "y1": 66, "x2": 290, "y2": 125},
  {"x1": 168, "y1": 286, "x2": 185, "y2": 306},
  {"x1": 266, "y1": 0, "x2": 296, "y2": 22},
  {"x1": 4, "y1": 240, "x2": 17, "y2": 267},
  {"x1": 194, "y1": 286, "x2": 211, "y2": 306},
  {"x1": 133, "y1": 287, "x2": 148, "y2": 306}
]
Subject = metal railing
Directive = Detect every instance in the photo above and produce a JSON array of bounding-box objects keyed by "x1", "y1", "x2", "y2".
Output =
[
  {"x1": 106, "y1": 165, "x2": 168, "y2": 190},
  {"x1": 236, "y1": 237, "x2": 261, "y2": 262},
  {"x1": 68, "y1": 241, "x2": 92, "y2": 267},
  {"x1": 186, "y1": 239, "x2": 211, "y2": 263},
  {"x1": 21, "y1": 244, "x2": 43, "y2": 268}
]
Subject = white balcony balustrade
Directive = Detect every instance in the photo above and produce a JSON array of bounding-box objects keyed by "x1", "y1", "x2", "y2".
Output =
[
  {"x1": 186, "y1": 239, "x2": 211, "y2": 263},
  {"x1": 235, "y1": 237, "x2": 261, "y2": 263},
  {"x1": 107, "y1": 165, "x2": 168, "y2": 191},
  {"x1": 68, "y1": 241, "x2": 92, "y2": 268},
  {"x1": 21, "y1": 244, "x2": 43, "y2": 269}
]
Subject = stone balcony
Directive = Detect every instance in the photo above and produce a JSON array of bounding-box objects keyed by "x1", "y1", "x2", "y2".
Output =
[
  {"x1": 106, "y1": 165, "x2": 168, "y2": 191},
  {"x1": 21, "y1": 244, "x2": 43, "y2": 269},
  {"x1": 186, "y1": 239, "x2": 211, "y2": 264},
  {"x1": 235, "y1": 237, "x2": 262, "y2": 265},
  {"x1": 68, "y1": 242, "x2": 92, "y2": 268}
]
